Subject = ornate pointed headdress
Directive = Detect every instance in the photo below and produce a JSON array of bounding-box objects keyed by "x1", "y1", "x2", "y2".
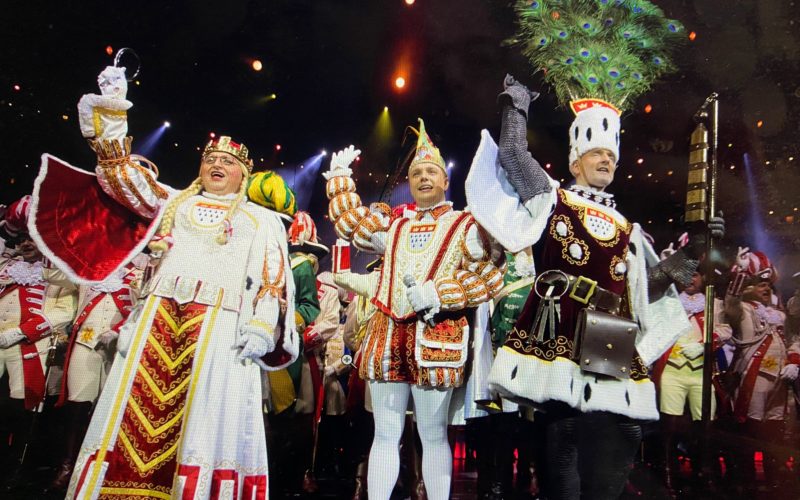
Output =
[{"x1": 407, "y1": 119, "x2": 446, "y2": 174}]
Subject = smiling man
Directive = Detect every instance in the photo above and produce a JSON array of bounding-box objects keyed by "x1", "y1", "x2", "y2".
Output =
[
  {"x1": 30, "y1": 66, "x2": 299, "y2": 500},
  {"x1": 725, "y1": 250, "x2": 799, "y2": 457},
  {"x1": 466, "y1": 75, "x2": 724, "y2": 499},
  {"x1": 323, "y1": 121, "x2": 504, "y2": 500}
]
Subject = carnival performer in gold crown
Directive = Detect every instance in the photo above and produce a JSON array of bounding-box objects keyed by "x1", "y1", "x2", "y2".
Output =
[{"x1": 29, "y1": 62, "x2": 298, "y2": 500}]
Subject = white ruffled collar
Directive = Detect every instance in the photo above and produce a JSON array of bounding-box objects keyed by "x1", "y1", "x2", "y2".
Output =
[
  {"x1": 4, "y1": 260, "x2": 45, "y2": 286},
  {"x1": 568, "y1": 184, "x2": 616, "y2": 208},
  {"x1": 752, "y1": 302, "x2": 784, "y2": 327},
  {"x1": 679, "y1": 291, "x2": 705, "y2": 316}
]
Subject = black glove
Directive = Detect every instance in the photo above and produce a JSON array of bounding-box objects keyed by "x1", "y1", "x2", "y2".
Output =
[{"x1": 684, "y1": 212, "x2": 724, "y2": 260}]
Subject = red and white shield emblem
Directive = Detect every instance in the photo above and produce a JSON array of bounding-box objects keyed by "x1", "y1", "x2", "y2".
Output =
[
  {"x1": 408, "y1": 224, "x2": 436, "y2": 251},
  {"x1": 583, "y1": 208, "x2": 617, "y2": 241}
]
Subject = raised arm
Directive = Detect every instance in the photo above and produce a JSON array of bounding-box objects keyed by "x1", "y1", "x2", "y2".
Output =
[
  {"x1": 78, "y1": 66, "x2": 170, "y2": 219},
  {"x1": 497, "y1": 74, "x2": 553, "y2": 203},
  {"x1": 433, "y1": 219, "x2": 506, "y2": 312},
  {"x1": 323, "y1": 146, "x2": 390, "y2": 253}
]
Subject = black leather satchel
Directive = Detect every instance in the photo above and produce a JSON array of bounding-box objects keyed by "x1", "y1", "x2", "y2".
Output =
[{"x1": 573, "y1": 308, "x2": 639, "y2": 379}]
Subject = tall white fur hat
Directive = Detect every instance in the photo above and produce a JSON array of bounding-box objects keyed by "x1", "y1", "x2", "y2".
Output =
[{"x1": 568, "y1": 99, "x2": 621, "y2": 164}]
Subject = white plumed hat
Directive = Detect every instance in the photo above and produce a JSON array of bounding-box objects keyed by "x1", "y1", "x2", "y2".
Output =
[{"x1": 568, "y1": 99, "x2": 621, "y2": 164}]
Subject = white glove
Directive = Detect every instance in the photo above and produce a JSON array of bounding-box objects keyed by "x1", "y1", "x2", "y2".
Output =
[
  {"x1": 116, "y1": 321, "x2": 135, "y2": 357},
  {"x1": 659, "y1": 242, "x2": 676, "y2": 262},
  {"x1": 96, "y1": 330, "x2": 119, "y2": 351},
  {"x1": 324, "y1": 365, "x2": 336, "y2": 377},
  {"x1": 0, "y1": 330, "x2": 26, "y2": 349},
  {"x1": 513, "y1": 250, "x2": 536, "y2": 277},
  {"x1": 405, "y1": 279, "x2": 441, "y2": 318},
  {"x1": 735, "y1": 246, "x2": 750, "y2": 271},
  {"x1": 780, "y1": 364, "x2": 799, "y2": 382},
  {"x1": 236, "y1": 323, "x2": 276, "y2": 369},
  {"x1": 370, "y1": 232, "x2": 387, "y2": 254},
  {"x1": 680, "y1": 342, "x2": 705, "y2": 360},
  {"x1": 322, "y1": 145, "x2": 361, "y2": 181}
]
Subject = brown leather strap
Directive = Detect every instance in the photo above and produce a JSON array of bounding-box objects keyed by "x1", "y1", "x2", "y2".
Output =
[{"x1": 562, "y1": 272, "x2": 622, "y2": 314}]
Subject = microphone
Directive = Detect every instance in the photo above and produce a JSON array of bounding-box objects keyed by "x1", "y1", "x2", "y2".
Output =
[{"x1": 403, "y1": 274, "x2": 436, "y2": 327}]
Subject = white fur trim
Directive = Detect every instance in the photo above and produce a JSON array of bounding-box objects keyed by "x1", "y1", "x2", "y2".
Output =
[
  {"x1": 29, "y1": 154, "x2": 164, "y2": 286},
  {"x1": 627, "y1": 224, "x2": 691, "y2": 366},
  {"x1": 488, "y1": 346, "x2": 659, "y2": 420},
  {"x1": 568, "y1": 107, "x2": 620, "y2": 164}
]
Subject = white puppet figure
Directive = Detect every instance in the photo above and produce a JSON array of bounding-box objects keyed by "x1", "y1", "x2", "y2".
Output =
[{"x1": 77, "y1": 65, "x2": 133, "y2": 142}]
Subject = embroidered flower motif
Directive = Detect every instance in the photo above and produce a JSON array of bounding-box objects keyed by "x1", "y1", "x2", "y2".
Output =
[
  {"x1": 79, "y1": 327, "x2": 95, "y2": 343},
  {"x1": 761, "y1": 355, "x2": 778, "y2": 372},
  {"x1": 569, "y1": 242, "x2": 583, "y2": 260},
  {"x1": 556, "y1": 221, "x2": 568, "y2": 237}
]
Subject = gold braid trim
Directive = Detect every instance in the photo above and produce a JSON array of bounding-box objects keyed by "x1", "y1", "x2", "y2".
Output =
[
  {"x1": 119, "y1": 165, "x2": 157, "y2": 214},
  {"x1": 131, "y1": 156, "x2": 168, "y2": 200},
  {"x1": 102, "y1": 165, "x2": 138, "y2": 214},
  {"x1": 438, "y1": 279, "x2": 467, "y2": 308},
  {"x1": 257, "y1": 251, "x2": 285, "y2": 300}
]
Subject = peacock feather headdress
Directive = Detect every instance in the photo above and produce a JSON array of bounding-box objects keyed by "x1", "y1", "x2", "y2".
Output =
[{"x1": 510, "y1": 0, "x2": 685, "y2": 112}]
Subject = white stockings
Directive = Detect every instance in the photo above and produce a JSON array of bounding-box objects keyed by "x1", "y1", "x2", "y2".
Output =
[{"x1": 367, "y1": 381, "x2": 453, "y2": 500}]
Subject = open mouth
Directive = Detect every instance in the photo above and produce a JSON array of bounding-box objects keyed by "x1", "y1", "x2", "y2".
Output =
[
  {"x1": 597, "y1": 167, "x2": 610, "y2": 173},
  {"x1": 210, "y1": 171, "x2": 225, "y2": 179},
  {"x1": 418, "y1": 185, "x2": 432, "y2": 192}
]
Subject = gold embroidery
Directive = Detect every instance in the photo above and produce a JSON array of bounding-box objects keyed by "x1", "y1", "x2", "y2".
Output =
[
  {"x1": 100, "y1": 485, "x2": 172, "y2": 500},
  {"x1": 561, "y1": 237, "x2": 590, "y2": 266},
  {"x1": 102, "y1": 165, "x2": 139, "y2": 214},
  {"x1": 257, "y1": 251, "x2": 285, "y2": 301},
  {"x1": 549, "y1": 215, "x2": 590, "y2": 266},
  {"x1": 558, "y1": 190, "x2": 630, "y2": 247},
  {"x1": 126, "y1": 398, "x2": 185, "y2": 438},
  {"x1": 421, "y1": 317, "x2": 467, "y2": 344},
  {"x1": 118, "y1": 429, "x2": 180, "y2": 475},
  {"x1": 421, "y1": 347, "x2": 462, "y2": 362},
  {"x1": 84, "y1": 296, "x2": 160, "y2": 495},
  {"x1": 505, "y1": 330, "x2": 574, "y2": 360},
  {"x1": 120, "y1": 166, "x2": 157, "y2": 215},
  {"x1": 609, "y1": 255, "x2": 626, "y2": 281},
  {"x1": 550, "y1": 214, "x2": 573, "y2": 242}
]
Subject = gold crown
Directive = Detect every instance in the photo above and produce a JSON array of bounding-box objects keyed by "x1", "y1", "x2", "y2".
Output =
[{"x1": 203, "y1": 136, "x2": 253, "y2": 172}]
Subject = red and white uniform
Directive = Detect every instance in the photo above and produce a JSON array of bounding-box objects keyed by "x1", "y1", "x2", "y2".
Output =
[
  {"x1": 727, "y1": 299, "x2": 799, "y2": 422},
  {"x1": 0, "y1": 256, "x2": 77, "y2": 408},
  {"x1": 652, "y1": 293, "x2": 731, "y2": 420},
  {"x1": 57, "y1": 261, "x2": 143, "y2": 405}
]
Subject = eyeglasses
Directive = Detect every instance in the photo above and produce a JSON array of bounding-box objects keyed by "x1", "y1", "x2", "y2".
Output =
[{"x1": 203, "y1": 154, "x2": 238, "y2": 167}]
